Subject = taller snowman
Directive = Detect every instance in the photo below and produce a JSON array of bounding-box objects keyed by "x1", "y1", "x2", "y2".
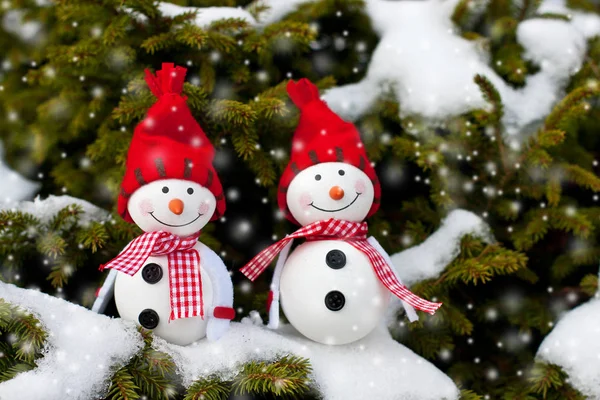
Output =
[
  {"x1": 92, "y1": 63, "x2": 235, "y2": 346},
  {"x1": 241, "y1": 79, "x2": 442, "y2": 345}
]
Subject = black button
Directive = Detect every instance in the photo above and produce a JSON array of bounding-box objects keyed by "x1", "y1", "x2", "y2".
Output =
[
  {"x1": 138, "y1": 309, "x2": 159, "y2": 329},
  {"x1": 141, "y1": 263, "x2": 163, "y2": 284},
  {"x1": 325, "y1": 291, "x2": 345, "y2": 311},
  {"x1": 326, "y1": 250, "x2": 346, "y2": 269}
]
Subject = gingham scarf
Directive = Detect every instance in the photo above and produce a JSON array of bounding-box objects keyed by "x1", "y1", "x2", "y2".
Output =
[
  {"x1": 100, "y1": 231, "x2": 203, "y2": 320},
  {"x1": 240, "y1": 218, "x2": 442, "y2": 315}
]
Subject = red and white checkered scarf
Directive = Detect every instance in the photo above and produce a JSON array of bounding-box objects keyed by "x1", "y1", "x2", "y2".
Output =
[
  {"x1": 100, "y1": 231, "x2": 203, "y2": 320},
  {"x1": 240, "y1": 218, "x2": 442, "y2": 315}
]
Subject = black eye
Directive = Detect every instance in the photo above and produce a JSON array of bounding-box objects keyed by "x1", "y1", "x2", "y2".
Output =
[
  {"x1": 187, "y1": 188, "x2": 194, "y2": 195},
  {"x1": 315, "y1": 174, "x2": 322, "y2": 181},
  {"x1": 162, "y1": 186, "x2": 169, "y2": 193},
  {"x1": 338, "y1": 170, "x2": 345, "y2": 176}
]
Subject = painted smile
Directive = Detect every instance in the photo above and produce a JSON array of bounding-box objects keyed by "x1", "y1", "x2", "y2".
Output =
[
  {"x1": 149, "y1": 212, "x2": 203, "y2": 227},
  {"x1": 309, "y1": 193, "x2": 362, "y2": 212}
]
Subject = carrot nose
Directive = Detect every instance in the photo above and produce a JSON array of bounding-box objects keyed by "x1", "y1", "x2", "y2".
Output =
[
  {"x1": 329, "y1": 186, "x2": 345, "y2": 200},
  {"x1": 168, "y1": 199, "x2": 184, "y2": 215}
]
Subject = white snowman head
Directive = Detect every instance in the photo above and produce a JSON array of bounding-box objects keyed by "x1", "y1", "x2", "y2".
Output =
[
  {"x1": 128, "y1": 179, "x2": 216, "y2": 237},
  {"x1": 286, "y1": 162, "x2": 375, "y2": 226}
]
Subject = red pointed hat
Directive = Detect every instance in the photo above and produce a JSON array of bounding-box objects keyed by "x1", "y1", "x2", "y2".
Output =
[
  {"x1": 278, "y1": 79, "x2": 381, "y2": 224},
  {"x1": 117, "y1": 63, "x2": 225, "y2": 222}
]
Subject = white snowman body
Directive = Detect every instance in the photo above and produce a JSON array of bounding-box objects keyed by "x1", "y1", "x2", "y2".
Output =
[
  {"x1": 94, "y1": 178, "x2": 233, "y2": 346},
  {"x1": 280, "y1": 240, "x2": 390, "y2": 345},
  {"x1": 275, "y1": 162, "x2": 396, "y2": 345},
  {"x1": 114, "y1": 241, "x2": 214, "y2": 346}
]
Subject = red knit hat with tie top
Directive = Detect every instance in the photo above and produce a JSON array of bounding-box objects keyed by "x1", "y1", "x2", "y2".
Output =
[
  {"x1": 278, "y1": 79, "x2": 381, "y2": 225},
  {"x1": 117, "y1": 63, "x2": 225, "y2": 222}
]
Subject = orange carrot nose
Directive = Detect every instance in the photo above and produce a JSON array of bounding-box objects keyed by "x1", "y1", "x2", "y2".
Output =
[
  {"x1": 168, "y1": 199, "x2": 184, "y2": 215},
  {"x1": 329, "y1": 186, "x2": 345, "y2": 200}
]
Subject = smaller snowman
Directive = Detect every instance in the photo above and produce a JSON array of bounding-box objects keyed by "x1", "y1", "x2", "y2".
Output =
[
  {"x1": 92, "y1": 63, "x2": 235, "y2": 346},
  {"x1": 241, "y1": 79, "x2": 441, "y2": 345}
]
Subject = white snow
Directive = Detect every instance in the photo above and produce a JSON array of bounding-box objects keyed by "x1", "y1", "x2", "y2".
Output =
[
  {"x1": 0, "y1": 282, "x2": 143, "y2": 400},
  {"x1": 0, "y1": 195, "x2": 109, "y2": 226},
  {"x1": 0, "y1": 284, "x2": 459, "y2": 400},
  {"x1": 322, "y1": 0, "x2": 600, "y2": 142},
  {"x1": 1, "y1": 10, "x2": 44, "y2": 43},
  {"x1": 153, "y1": 0, "x2": 312, "y2": 27},
  {"x1": 132, "y1": 3, "x2": 256, "y2": 27},
  {"x1": 156, "y1": 314, "x2": 459, "y2": 400},
  {"x1": 536, "y1": 297, "x2": 600, "y2": 397},
  {"x1": 0, "y1": 143, "x2": 40, "y2": 205},
  {"x1": 251, "y1": 0, "x2": 313, "y2": 26},
  {"x1": 391, "y1": 209, "x2": 491, "y2": 287}
]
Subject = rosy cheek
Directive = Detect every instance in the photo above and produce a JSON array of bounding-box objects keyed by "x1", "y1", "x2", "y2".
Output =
[
  {"x1": 355, "y1": 179, "x2": 367, "y2": 194},
  {"x1": 299, "y1": 192, "x2": 313, "y2": 210},
  {"x1": 198, "y1": 202, "x2": 210, "y2": 215},
  {"x1": 138, "y1": 199, "x2": 154, "y2": 216}
]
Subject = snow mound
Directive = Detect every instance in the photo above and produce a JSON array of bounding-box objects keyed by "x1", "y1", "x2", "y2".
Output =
[
  {"x1": 322, "y1": 0, "x2": 600, "y2": 141},
  {"x1": 156, "y1": 3, "x2": 256, "y2": 27},
  {"x1": 0, "y1": 195, "x2": 109, "y2": 226},
  {"x1": 536, "y1": 297, "x2": 600, "y2": 397},
  {"x1": 0, "y1": 143, "x2": 40, "y2": 205},
  {"x1": 391, "y1": 209, "x2": 491, "y2": 288},
  {"x1": 0, "y1": 282, "x2": 143, "y2": 400},
  {"x1": 0, "y1": 283, "x2": 458, "y2": 400},
  {"x1": 156, "y1": 315, "x2": 459, "y2": 400}
]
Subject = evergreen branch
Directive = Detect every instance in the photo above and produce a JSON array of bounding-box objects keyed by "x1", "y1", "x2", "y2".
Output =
[
  {"x1": 451, "y1": 0, "x2": 474, "y2": 27},
  {"x1": 459, "y1": 389, "x2": 483, "y2": 400},
  {"x1": 517, "y1": 0, "x2": 542, "y2": 20},
  {"x1": 208, "y1": 100, "x2": 256, "y2": 128},
  {"x1": 174, "y1": 24, "x2": 208, "y2": 49},
  {"x1": 184, "y1": 378, "x2": 229, "y2": 400},
  {"x1": 0, "y1": 300, "x2": 47, "y2": 382},
  {"x1": 208, "y1": 18, "x2": 251, "y2": 33},
  {"x1": 103, "y1": 15, "x2": 131, "y2": 46},
  {"x1": 474, "y1": 74, "x2": 507, "y2": 173},
  {"x1": 544, "y1": 86, "x2": 598, "y2": 131},
  {"x1": 545, "y1": 177, "x2": 561, "y2": 207},
  {"x1": 107, "y1": 367, "x2": 141, "y2": 400},
  {"x1": 76, "y1": 222, "x2": 109, "y2": 253},
  {"x1": 528, "y1": 362, "x2": 568, "y2": 397},
  {"x1": 580, "y1": 273, "x2": 598, "y2": 296},
  {"x1": 122, "y1": 0, "x2": 160, "y2": 19},
  {"x1": 567, "y1": 0, "x2": 598, "y2": 12},
  {"x1": 232, "y1": 356, "x2": 311, "y2": 397},
  {"x1": 141, "y1": 33, "x2": 176, "y2": 54},
  {"x1": 537, "y1": 130, "x2": 566, "y2": 148},
  {"x1": 531, "y1": 12, "x2": 571, "y2": 20},
  {"x1": 36, "y1": 231, "x2": 68, "y2": 258},
  {"x1": 564, "y1": 164, "x2": 600, "y2": 192}
]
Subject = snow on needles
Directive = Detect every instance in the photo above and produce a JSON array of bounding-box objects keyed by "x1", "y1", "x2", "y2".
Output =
[
  {"x1": 0, "y1": 282, "x2": 143, "y2": 400},
  {"x1": 0, "y1": 195, "x2": 110, "y2": 226},
  {"x1": 391, "y1": 209, "x2": 491, "y2": 288},
  {"x1": 536, "y1": 297, "x2": 600, "y2": 397},
  {"x1": 0, "y1": 282, "x2": 459, "y2": 399},
  {"x1": 155, "y1": 3, "x2": 256, "y2": 27},
  {"x1": 322, "y1": 0, "x2": 600, "y2": 143},
  {"x1": 156, "y1": 317, "x2": 459, "y2": 400}
]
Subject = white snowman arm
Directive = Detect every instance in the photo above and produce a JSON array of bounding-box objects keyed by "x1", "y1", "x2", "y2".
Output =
[
  {"x1": 91, "y1": 239, "x2": 137, "y2": 314},
  {"x1": 198, "y1": 243, "x2": 234, "y2": 341},
  {"x1": 91, "y1": 269, "x2": 118, "y2": 313},
  {"x1": 267, "y1": 239, "x2": 294, "y2": 330},
  {"x1": 367, "y1": 236, "x2": 419, "y2": 322}
]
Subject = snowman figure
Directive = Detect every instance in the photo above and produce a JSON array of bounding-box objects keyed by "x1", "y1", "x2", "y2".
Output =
[
  {"x1": 241, "y1": 79, "x2": 441, "y2": 345},
  {"x1": 92, "y1": 63, "x2": 235, "y2": 346}
]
